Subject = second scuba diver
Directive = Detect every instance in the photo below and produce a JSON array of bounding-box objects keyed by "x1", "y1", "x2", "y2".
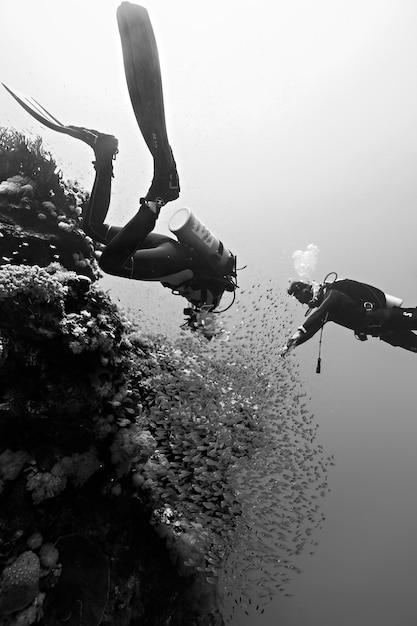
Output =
[{"x1": 281, "y1": 275, "x2": 417, "y2": 356}]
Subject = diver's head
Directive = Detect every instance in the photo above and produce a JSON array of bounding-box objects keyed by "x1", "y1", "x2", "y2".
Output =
[
  {"x1": 170, "y1": 274, "x2": 237, "y2": 340},
  {"x1": 287, "y1": 281, "x2": 315, "y2": 306},
  {"x1": 172, "y1": 277, "x2": 226, "y2": 310}
]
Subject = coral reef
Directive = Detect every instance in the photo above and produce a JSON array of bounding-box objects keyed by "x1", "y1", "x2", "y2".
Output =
[
  {"x1": 43, "y1": 534, "x2": 109, "y2": 626},
  {"x1": 0, "y1": 129, "x2": 331, "y2": 625},
  {"x1": 0, "y1": 128, "x2": 98, "y2": 280},
  {"x1": 0, "y1": 551, "x2": 40, "y2": 615}
]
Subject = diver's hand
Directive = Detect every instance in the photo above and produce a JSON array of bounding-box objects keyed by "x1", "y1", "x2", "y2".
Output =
[
  {"x1": 280, "y1": 331, "x2": 302, "y2": 357},
  {"x1": 280, "y1": 340, "x2": 295, "y2": 358},
  {"x1": 279, "y1": 344, "x2": 290, "y2": 357}
]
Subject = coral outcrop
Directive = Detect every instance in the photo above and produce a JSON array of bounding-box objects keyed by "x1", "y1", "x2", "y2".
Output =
[
  {"x1": 0, "y1": 128, "x2": 96, "y2": 280},
  {"x1": 0, "y1": 128, "x2": 331, "y2": 625},
  {"x1": 0, "y1": 129, "x2": 227, "y2": 625},
  {"x1": 0, "y1": 551, "x2": 40, "y2": 615}
]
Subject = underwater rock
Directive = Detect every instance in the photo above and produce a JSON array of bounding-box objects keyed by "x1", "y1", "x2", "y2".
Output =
[
  {"x1": 0, "y1": 551, "x2": 40, "y2": 615},
  {"x1": 39, "y1": 543, "x2": 59, "y2": 568},
  {"x1": 0, "y1": 127, "x2": 330, "y2": 624},
  {"x1": 43, "y1": 534, "x2": 109, "y2": 626},
  {"x1": 0, "y1": 130, "x2": 99, "y2": 281}
]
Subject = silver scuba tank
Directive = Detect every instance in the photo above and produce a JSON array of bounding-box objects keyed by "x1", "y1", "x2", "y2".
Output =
[
  {"x1": 384, "y1": 293, "x2": 403, "y2": 308},
  {"x1": 169, "y1": 208, "x2": 234, "y2": 271}
]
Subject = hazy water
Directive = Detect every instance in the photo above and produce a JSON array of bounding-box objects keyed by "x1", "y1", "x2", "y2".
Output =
[{"x1": 235, "y1": 330, "x2": 417, "y2": 626}]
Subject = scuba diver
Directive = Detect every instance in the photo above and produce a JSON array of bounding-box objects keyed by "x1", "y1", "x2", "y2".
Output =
[
  {"x1": 281, "y1": 274, "x2": 417, "y2": 358},
  {"x1": 2, "y1": 3, "x2": 237, "y2": 340},
  {"x1": 68, "y1": 128, "x2": 236, "y2": 340}
]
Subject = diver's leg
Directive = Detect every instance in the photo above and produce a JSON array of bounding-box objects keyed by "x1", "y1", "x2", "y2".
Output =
[
  {"x1": 143, "y1": 147, "x2": 180, "y2": 208},
  {"x1": 380, "y1": 330, "x2": 417, "y2": 352},
  {"x1": 98, "y1": 202, "x2": 159, "y2": 275},
  {"x1": 80, "y1": 133, "x2": 121, "y2": 244},
  {"x1": 384, "y1": 307, "x2": 417, "y2": 331},
  {"x1": 116, "y1": 3, "x2": 180, "y2": 208},
  {"x1": 100, "y1": 235, "x2": 190, "y2": 281},
  {"x1": 397, "y1": 308, "x2": 417, "y2": 329}
]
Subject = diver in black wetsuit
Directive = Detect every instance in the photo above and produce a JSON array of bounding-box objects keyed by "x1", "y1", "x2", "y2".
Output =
[
  {"x1": 281, "y1": 277, "x2": 417, "y2": 355},
  {"x1": 2, "y1": 4, "x2": 237, "y2": 340},
  {"x1": 73, "y1": 4, "x2": 237, "y2": 340},
  {"x1": 71, "y1": 129, "x2": 236, "y2": 339}
]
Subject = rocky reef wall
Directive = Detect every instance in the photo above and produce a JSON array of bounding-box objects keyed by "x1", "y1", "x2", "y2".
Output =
[{"x1": 0, "y1": 129, "x2": 331, "y2": 626}]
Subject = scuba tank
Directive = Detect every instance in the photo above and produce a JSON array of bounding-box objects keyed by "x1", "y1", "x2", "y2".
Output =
[
  {"x1": 324, "y1": 273, "x2": 403, "y2": 309},
  {"x1": 169, "y1": 208, "x2": 234, "y2": 274},
  {"x1": 384, "y1": 293, "x2": 403, "y2": 308}
]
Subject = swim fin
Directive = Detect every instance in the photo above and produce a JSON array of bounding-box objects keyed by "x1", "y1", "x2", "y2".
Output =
[
  {"x1": 116, "y1": 2, "x2": 173, "y2": 164},
  {"x1": 2, "y1": 83, "x2": 99, "y2": 146}
]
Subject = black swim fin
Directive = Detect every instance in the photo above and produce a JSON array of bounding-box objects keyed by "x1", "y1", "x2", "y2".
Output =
[
  {"x1": 2, "y1": 83, "x2": 99, "y2": 146},
  {"x1": 116, "y1": 2, "x2": 173, "y2": 164}
]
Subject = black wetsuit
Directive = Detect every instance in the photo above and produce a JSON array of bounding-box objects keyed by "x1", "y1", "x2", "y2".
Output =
[
  {"x1": 296, "y1": 279, "x2": 417, "y2": 352},
  {"x1": 81, "y1": 157, "x2": 234, "y2": 308}
]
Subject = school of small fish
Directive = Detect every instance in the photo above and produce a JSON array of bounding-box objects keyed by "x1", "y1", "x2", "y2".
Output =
[{"x1": 206, "y1": 279, "x2": 333, "y2": 622}]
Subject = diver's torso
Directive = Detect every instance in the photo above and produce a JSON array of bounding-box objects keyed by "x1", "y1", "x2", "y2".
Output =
[
  {"x1": 323, "y1": 279, "x2": 387, "y2": 332},
  {"x1": 327, "y1": 279, "x2": 387, "y2": 309},
  {"x1": 137, "y1": 234, "x2": 231, "y2": 307}
]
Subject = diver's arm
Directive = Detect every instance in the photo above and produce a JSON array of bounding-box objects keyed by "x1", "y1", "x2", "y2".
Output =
[
  {"x1": 281, "y1": 291, "x2": 339, "y2": 355},
  {"x1": 298, "y1": 291, "x2": 342, "y2": 340}
]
